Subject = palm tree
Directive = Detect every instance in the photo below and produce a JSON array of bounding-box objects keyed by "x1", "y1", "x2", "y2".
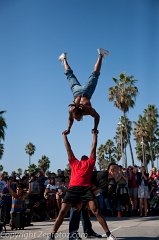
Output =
[
  {"x1": 113, "y1": 145, "x2": 121, "y2": 162},
  {"x1": 38, "y1": 155, "x2": 50, "y2": 173},
  {"x1": 97, "y1": 139, "x2": 116, "y2": 170},
  {"x1": 114, "y1": 116, "x2": 132, "y2": 167},
  {"x1": 25, "y1": 142, "x2": 36, "y2": 167},
  {"x1": 134, "y1": 115, "x2": 149, "y2": 167},
  {"x1": 23, "y1": 169, "x2": 29, "y2": 176},
  {"x1": 0, "y1": 144, "x2": 4, "y2": 160},
  {"x1": 134, "y1": 105, "x2": 159, "y2": 168},
  {"x1": 143, "y1": 105, "x2": 159, "y2": 167},
  {"x1": 0, "y1": 110, "x2": 7, "y2": 159},
  {"x1": 108, "y1": 73, "x2": 138, "y2": 166},
  {"x1": 97, "y1": 144, "x2": 106, "y2": 170},
  {"x1": 0, "y1": 165, "x2": 3, "y2": 172},
  {"x1": 154, "y1": 141, "x2": 159, "y2": 169},
  {"x1": 28, "y1": 163, "x2": 39, "y2": 175},
  {"x1": 2, "y1": 171, "x2": 8, "y2": 177},
  {"x1": 17, "y1": 168, "x2": 23, "y2": 178},
  {"x1": 64, "y1": 163, "x2": 71, "y2": 176},
  {"x1": 104, "y1": 139, "x2": 116, "y2": 162}
]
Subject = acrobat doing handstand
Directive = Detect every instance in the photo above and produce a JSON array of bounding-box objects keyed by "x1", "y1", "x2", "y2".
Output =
[{"x1": 58, "y1": 48, "x2": 109, "y2": 135}]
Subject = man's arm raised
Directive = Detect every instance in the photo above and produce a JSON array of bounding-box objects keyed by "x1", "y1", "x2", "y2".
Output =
[
  {"x1": 90, "y1": 132, "x2": 98, "y2": 160},
  {"x1": 63, "y1": 132, "x2": 74, "y2": 159}
]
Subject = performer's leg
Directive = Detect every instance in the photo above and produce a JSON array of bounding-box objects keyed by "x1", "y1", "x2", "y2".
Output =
[
  {"x1": 94, "y1": 48, "x2": 109, "y2": 73},
  {"x1": 63, "y1": 58, "x2": 71, "y2": 72},
  {"x1": 88, "y1": 199, "x2": 110, "y2": 234},
  {"x1": 81, "y1": 204, "x2": 102, "y2": 238},
  {"x1": 58, "y1": 52, "x2": 82, "y2": 97},
  {"x1": 82, "y1": 50, "x2": 106, "y2": 99},
  {"x1": 94, "y1": 53, "x2": 104, "y2": 74},
  {"x1": 81, "y1": 204, "x2": 92, "y2": 233},
  {"x1": 88, "y1": 199, "x2": 116, "y2": 239},
  {"x1": 52, "y1": 202, "x2": 70, "y2": 233}
]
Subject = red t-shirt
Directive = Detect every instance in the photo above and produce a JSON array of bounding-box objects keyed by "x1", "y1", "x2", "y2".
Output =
[
  {"x1": 150, "y1": 173, "x2": 159, "y2": 181},
  {"x1": 68, "y1": 155, "x2": 95, "y2": 187}
]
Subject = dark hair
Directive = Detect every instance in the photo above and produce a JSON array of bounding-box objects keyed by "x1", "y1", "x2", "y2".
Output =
[
  {"x1": 17, "y1": 183, "x2": 24, "y2": 190},
  {"x1": 128, "y1": 165, "x2": 133, "y2": 169},
  {"x1": 107, "y1": 163, "x2": 118, "y2": 171},
  {"x1": 30, "y1": 172, "x2": 36, "y2": 177},
  {"x1": 74, "y1": 107, "x2": 84, "y2": 120},
  {"x1": 81, "y1": 155, "x2": 89, "y2": 160}
]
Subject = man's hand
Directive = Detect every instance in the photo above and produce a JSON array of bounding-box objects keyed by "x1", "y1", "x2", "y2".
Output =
[
  {"x1": 92, "y1": 129, "x2": 99, "y2": 134},
  {"x1": 62, "y1": 129, "x2": 70, "y2": 135}
]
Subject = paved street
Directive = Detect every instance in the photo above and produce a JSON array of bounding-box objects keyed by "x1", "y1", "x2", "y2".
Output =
[{"x1": 0, "y1": 216, "x2": 159, "y2": 239}]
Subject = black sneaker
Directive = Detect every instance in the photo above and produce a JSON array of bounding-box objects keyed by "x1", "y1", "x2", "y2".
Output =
[
  {"x1": 46, "y1": 233, "x2": 55, "y2": 240},
  {"x1": 85, "y1": 231, "x2": 102, "y2": 238}
]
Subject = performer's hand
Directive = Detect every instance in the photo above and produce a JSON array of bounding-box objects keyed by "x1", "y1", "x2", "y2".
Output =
[
  {"x1": 91, "y1": 129, "x2": 99, "y2": 134},
  {"x1": 62, "y1": 129, "x2": 70, "y2": 135}
]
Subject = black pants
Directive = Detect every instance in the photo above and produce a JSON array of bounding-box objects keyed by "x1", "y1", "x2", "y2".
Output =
[{"x1": 69, "y1": 204, "x2": 93, "y2": 235}]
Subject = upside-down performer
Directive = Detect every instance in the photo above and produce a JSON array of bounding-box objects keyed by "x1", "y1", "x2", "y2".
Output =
[{"x1": 59, "y1": 48, "x2": 109, "y2": 135}]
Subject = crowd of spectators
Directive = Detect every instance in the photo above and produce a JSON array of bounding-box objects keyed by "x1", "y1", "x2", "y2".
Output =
[
  {"x1": 0, "y1": 165, "x2": 159, "y2": 227},
  {"x1": 0, "y1": 169, "x2": 70, "y2": 226},
  {"x1": 96, "y1": 165, "x2": 159, "y2": 218}
]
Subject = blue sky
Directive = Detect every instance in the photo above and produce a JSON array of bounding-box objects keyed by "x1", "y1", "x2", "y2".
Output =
[{"x1": 0, "y1": 0, "x2": 159, "y2": 174}]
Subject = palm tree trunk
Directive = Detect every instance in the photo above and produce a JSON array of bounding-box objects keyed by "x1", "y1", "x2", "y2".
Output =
[
  {"x1": 123, "y1": 112, "x2": 135, "y2": 166},
  {"x1": 120, "y1": 127, "x2": 124, "y2": 167},
  {"x1": 124, "y1": 145, "x2": 127, "y2": 168},
  {"x1": 141, "y1": 136, "x2": 146, "y2": 167},
  {"x1": 109, "y1": 153, "x2": 111, "y2": 162},
  {"x1": 29, "y1": 155, "x2": 31, "y2": 167},
  {"x1": 149, "y1": 141, "x2": 154, "y2": 168}
]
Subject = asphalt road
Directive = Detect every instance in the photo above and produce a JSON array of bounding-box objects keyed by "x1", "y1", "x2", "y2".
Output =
[{"x1": 0, "y1": 216, "x2": 159, "y2": 239}]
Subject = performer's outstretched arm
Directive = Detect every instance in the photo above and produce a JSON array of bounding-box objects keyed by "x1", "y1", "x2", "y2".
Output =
[
  {"x1": 62, "y1": 111, "x2": 74, "y2": 135},
  {"x1": 63, "y1": 132, "x2": 74, "y2": 159},
  {"x1": 90, "y1": 132, "x2": 98, "y2": 160},
  {"x1": 89, "y1": 108, "x2": 100, "y2": 133}
]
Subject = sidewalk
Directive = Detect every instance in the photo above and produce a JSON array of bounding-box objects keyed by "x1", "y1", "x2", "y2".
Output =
[{"x1": 0, "y1": 216, "x2": 159, "y2": 239}]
